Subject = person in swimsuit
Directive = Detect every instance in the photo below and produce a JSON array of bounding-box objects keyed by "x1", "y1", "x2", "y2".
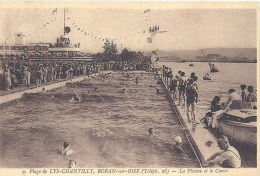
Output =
[
  {"x1": 178, "y1": 72, "x2": 187, "y2": 107},
  {"x1": 70, "y1": 93, "x2": 82, "y2": 103},
  {"x1": 246, "y1": 85, "x2": 257, "y2": 109},
  {"x1": 68, "y1": 160, "x2": 76, "y2": 168},
  {"x1": 58, "y1": 141, "x2": 74, "y2": 156},
  {"x1": 148, "y1": 128, "x2": 155, "y2": 135},
  {"x1": 186, "y1": 79, "x2": 198, "y2": 124},
  {"x1": 202, "y1": 96, "x2": 224, "y2": 128},
  {"x1": 203, "y1": 135, "x2": 241, "y2": 168},
  {"x1": 240, "y1": 84, "x2": 247, "y2": 108}
]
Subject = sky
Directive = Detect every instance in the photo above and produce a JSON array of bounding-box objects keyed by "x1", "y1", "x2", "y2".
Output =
[{"x1": 0, "y1": 6, "x2": 257, "y2": 53}]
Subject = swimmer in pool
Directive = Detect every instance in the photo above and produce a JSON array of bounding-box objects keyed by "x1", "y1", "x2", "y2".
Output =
[
  {"x1": 58, "y1": 141, "x2": 74, "y2": 156},
  {"x1": 149, "y1": 128, "x2": 155, "y2": 135},
  {"x1": 70, "y1": 93, "x2": 82, "y2": 103},
  {"x1": 173, "y1": 136, "x2": 185, "y2": 154},
  {"x1": 68, "y1": 160, "x2": 76, "y2": 168}
]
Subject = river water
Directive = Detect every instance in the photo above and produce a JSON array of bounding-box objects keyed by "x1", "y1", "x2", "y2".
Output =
[
  {"x1": 0, "y1": 71, "x2": 199, "y2": 168},
  {"x1": 157, "y1": 62, "x2": 257, "y2": 167},
  {"x1": 157, "y1": 62, "x2": 256, "y2": 103}
]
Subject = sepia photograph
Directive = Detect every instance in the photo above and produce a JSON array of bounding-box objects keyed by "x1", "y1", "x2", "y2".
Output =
[{"x1": 0, "y1": 1, "x2": 258, "y2": 175}]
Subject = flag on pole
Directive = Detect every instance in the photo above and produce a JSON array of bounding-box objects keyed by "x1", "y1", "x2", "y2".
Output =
[
  {"x1": 144, "y1": 9, "x2": 151, "y2": 13},
  {"x1": 147, "y1": 37, "x2": 152, "y2": 43},
  {"x1": 52, "y1": 8, "x2": 57, "y2": 15}
]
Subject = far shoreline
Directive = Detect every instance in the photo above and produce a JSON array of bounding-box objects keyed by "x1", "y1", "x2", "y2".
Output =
[{"x1": 158, "y1": 61, "x2": 257, "y2": 63}]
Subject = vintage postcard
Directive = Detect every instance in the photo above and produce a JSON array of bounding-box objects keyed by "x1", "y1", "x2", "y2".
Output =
[{"x1": 0, "y1": 1, "x2": 259, "y2": 176}]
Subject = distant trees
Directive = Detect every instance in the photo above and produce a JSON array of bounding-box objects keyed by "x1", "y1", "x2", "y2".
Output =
[
  {"x1": 121, "y1": 48, "x2": 130, "y2": 61},
  {"x1": 102, "y1": 39, "x2": 118, "y2": 61},
  {"x1": 121, "y1": 48, "x2": 149, "y2": 63},
  {"x1": 95, "y1": 40, "x2": 150, "y2": 63}
]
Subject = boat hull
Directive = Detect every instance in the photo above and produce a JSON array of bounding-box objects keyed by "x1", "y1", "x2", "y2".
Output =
[
  {"x1": 203, "y1": 76, "x2": 211, "y2": 80},
  {"x1": 210, "y1": 68, "x2": 218, "y2": 72},
  {"x1": 217, "y1": 120, "x2": 257, "y2": 146}
]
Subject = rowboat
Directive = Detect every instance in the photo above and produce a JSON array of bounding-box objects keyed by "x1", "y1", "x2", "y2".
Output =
[
  {"x1": 203, "y1": 76, "x2": 211, "y2": 80},
  {"x1": 216, "y1": 109, "x2": 257, "y2": 146}
]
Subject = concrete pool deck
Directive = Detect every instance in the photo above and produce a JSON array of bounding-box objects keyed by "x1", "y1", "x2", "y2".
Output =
[
  {"x1": 161, "y1": 76, "x2": 220, "y2": 165},
  {"x1": 0, "y1": 75, "x2": 94, "y2": 105}
]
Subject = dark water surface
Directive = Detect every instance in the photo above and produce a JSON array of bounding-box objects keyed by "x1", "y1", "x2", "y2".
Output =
[{"x1": 0, "y1": 71, "x2": 199, "y2": 168}]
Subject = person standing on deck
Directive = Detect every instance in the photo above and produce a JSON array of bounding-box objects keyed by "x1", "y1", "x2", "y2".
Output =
[
  {"x1": 36, "y1": 66, "x2": 43, "y2": 86},
  {"x1": 240, "y1": 84, "x2": 248, "y2": 108},
  {"x1": 23, "y1": 67, "x2": 31, "y2": 88},
  {"x1": 185, "y1": 78, "x2": 198, "y2": 124},
  {"x1": 3, "y1": 65, "x2": 12, "y2": 91},
  {"x1": 225, "y1": 89, "x2": 241, "y2": 110},
  {"x1": 246, "y1": 85, "x2": 257, "y2": 109},
  {"x1": 175, "y1": 70, "x2": 182, "y2": 81},
  {"x1": 169, "y1": 78, "x2": 178, "y2": 100},
  {"x1": 178, "y1": 72, "x2": 187, "y2": 107},
  {"x1": 187, "y1": 72, "x2": 195, "y2": 82},
  {"x1": 69, "y1": 66, "x2": 74, "y2": 80},
  {"x1": 193, "y1": 76, "x2": 198, "y2": 103},
  {"x1": 174, "y1": 71, "x2": 182, "y2": 99},
  {"x1": 83, "y1": 63, "x2": 87, "y2": 75},
  {"x1": 42, "y1": 66, "x2": 48, "y2": 84},
  {"x1": 203, "y1": 135, "x2": 241, "y2": 168},
  {"x1": 65, "y1": 67, "x2": 70, "y2": 80}
]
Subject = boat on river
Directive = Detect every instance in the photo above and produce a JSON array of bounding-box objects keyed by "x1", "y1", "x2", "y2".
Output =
[
  {"x1": 177, "y1": 59, "x2": 186, "y2": 63},
  {"x1": 209, "y1": 62, "x2": 218, "y2": 72},
  {"x1": 203, "y1": 76, "x2": 211, "y2": 80},
  {"x1": 216, "y1": 109, "x2": 257, "y2": 146},
  {"x1": 203, "y1": 73, "x2": 211, "y2": 80}
]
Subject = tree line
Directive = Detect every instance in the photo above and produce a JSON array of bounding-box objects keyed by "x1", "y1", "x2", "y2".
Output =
[{"x1": 92, "y1": 39, "x2": 151, "y2": 63}]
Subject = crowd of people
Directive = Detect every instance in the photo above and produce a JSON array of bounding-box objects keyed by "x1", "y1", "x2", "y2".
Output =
[
  {"x1": 162, "y1": 66, "x2": 257, "y2": 127},
  {"x1": 1, "y1": 61, "x2": 256, "y2": 168},
  {"x1": 0, "y1": 60, "x2": 151, "y2": 91},
  {"x1": 162, "y1": 65, "x2": 257, "y2": 168},
  {"x1": 204, "y1": 85, "x2": 257, "y2": 129},
  {"x1": 163, "y1": 67, "x2": 199, "y2": 125},
  {"x1": 1, "y1": 61, "x2": 97, "y2": 91}
]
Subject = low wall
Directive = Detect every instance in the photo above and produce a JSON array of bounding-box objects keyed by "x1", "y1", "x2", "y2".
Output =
[{"x1": 0, "y1": 75, "x2": 92, "y2": 105}]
